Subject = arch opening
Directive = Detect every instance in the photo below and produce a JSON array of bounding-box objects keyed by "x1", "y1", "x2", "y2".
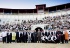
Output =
[{"x1": 35, "y1": 27, "x2": 43, "y2": 32}]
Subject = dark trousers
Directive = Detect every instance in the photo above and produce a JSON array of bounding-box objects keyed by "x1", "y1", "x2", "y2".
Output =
[
  {"x1": 54, "y1": 40, "x2": 57, "y2": 43},
  {"x1": 12, "y1": 40, "x2": 15, "y2": 42},
  {"x1": 61, "y1": 39, "x2": 64, "y2": 44},
  {"x1": 61, "y1": 35, "x2": 64, "y2": 44},
  {"x1": 2, "y1": 37, "x2": 6, "y2": 43},
  {"x1": 24, "y1": 36, "x2": 27, "y2": 43},
  {"x1": 7, "y1": 37, "x2": 9, "y2": 43},
  {"x1": 34, "y1": 37, "x2": 37, "y2": 43},
  {"x1": 56, "y1": 39, "x2": 60, "y2": 43},
  {"x1": 22, "y1": 37, "x2": 24, "y2": 42},
  {"x1": 65, "y1": 40, "x2": 68, "y2": 43},
  {"x1": 38, "y1": 37, "x2": 41, "y2": 43},
  {"x1": 16, "y1": 37, "x2": 19, "y2": 43},
  {"x1": 31, "y1": 37, "x2": 34, "y2": 43},
  {"x1": 19, "y1": 37, "x2": 23, "y2": 43},
  {"x1": 7, "y1": 36, "x2": 12, "y2": 43},
  {"x1": 42, "y1": 40, "x2": 45, "y2": 43},
  {"x1": 45, "y1": 39, "x2": 48, "y2": 43},
  {"x1": 9, "y1": 37, "x2": 12, "y2": 43}
]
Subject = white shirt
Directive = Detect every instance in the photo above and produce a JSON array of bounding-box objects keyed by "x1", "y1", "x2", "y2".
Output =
[
  {"x1": 28, "y1": 33, "x2": 31, "y2": 37},
  {"x1": 41, "y1": 36, "x2": 45, "y2": 41},
  {"x1": 51, "y1": 36, "x2": 57, "y2": 41},
  {"x1": 8, "y1": 32, "x2": 11, "y2": 35},
  {"x1": 24, "y1": 32, "x2": 26, "y2": 35},
  {"x1": 45, "y1": 36, "x2": 48, "y2": 40},
  {"x1": 1, "y1": 31, "x2": 7, "y2": 37},
  {"x1": 19, "y1": 32, "x2": 23, "y2": 37},
  {"x1": 19, "y1": 32, "x2": 20, "y2": 37}
]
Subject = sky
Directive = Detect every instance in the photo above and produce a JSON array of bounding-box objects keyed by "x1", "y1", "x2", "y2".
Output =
[{"x1": 0, "y1": 0, "x2": 70, "y2": 9}]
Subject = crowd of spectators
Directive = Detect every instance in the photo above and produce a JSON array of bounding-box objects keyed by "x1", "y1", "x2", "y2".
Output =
[{"x1": 0, "y1": 14, "x2": 70, "y2": 32}]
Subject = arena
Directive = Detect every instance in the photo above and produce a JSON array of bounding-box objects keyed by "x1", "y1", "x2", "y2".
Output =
[{"x1": 0, "y1": 3, "x2": 70, "y2": 48}]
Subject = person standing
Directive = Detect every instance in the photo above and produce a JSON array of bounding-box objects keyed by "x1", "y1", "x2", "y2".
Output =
[
  {"x1": 56, "y1": 28, "x2": 62, "y2": 44},
  {"x1": 19, "y1": 31, "x2": 23, "y2": 43},
  {"x1": 27, "y1": 31, "x2": 31, "y2": 43},
  {"x1": 64, "y1": 27, "x2": 69, "y2": 43},
  {"x1": 7, "y1": 29, "x2": 12, "y2": 43},
  {"x1": 1, "y1": 29, "x2": 7, "y2": 43},
  {"x1": 61, "y1": 31, "x2": 65, "y2": 44},
  {"x1": 16, "y1": 30, "x2": 19, "y2": 43},
  {"x1": 9, "y1": 31, "x2": 12, "y2": 43},
  {"x1": 33, "y1": 30, "x2": 37, "y2": 43},
  {"x1": 37, "y1": 29, "x2": 42, "y2": 43},
  {"x1": 12, "y1": 32, "x2": 16, "y2": 42},
  {"x1": 31, "y1": 32, "x2": 34, "y2": 43},
  {"x1": 24, "y1": 30, "x2": 27, "y2": 43},
  {"x1": 22, "y1": 31, "x2": 24, "y2": 42}
]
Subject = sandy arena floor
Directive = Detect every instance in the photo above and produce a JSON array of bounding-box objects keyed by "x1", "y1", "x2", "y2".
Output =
[{"x1": 0, "y1": 42, "x2": 70, "y2": 48}]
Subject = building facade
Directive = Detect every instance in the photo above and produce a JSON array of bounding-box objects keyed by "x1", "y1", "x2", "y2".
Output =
[{"x1": 0, "y1": 3, "x2": 70, "y2": 24}]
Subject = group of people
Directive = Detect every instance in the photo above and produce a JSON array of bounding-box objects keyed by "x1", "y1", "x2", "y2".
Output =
[
  {"x1": 0, "y1": 14, "x2": 70, "y2": 44},
  {"x1": 1, "y1": 27, "x2": 69, "y2": 44}
]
